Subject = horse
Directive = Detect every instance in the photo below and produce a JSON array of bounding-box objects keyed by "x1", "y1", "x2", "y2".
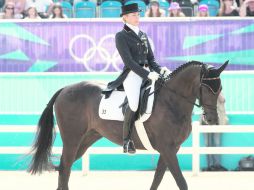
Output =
[{"x1": 28, "y1": 60, "x2": 228, "y2": 190}]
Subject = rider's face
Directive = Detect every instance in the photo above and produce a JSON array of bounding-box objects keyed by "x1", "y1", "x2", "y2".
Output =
[{"x1": 123, "y1": 12, "x2": 140, "y2": 26}]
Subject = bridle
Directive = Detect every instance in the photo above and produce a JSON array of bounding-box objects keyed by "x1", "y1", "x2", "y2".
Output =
[
  {"x1": 150, "y1": 65, "x2": 221, "y2": 112},
  {"x1": 199, "y1": 76, "x2": 221, "y2": 111}
]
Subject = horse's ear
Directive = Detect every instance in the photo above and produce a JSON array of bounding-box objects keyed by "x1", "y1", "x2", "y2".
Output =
[{"x1": 217, "y1": 60, "x2": 229, "y2": 75}]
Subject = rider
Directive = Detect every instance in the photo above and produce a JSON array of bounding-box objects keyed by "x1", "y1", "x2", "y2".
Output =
[{"x1": 103, "y1": 3, "x2": 170, "y2": 154}]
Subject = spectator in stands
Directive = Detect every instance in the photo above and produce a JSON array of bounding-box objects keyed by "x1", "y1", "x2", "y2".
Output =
[
  {"x1": 201, "y1": 92, "x2": 229, "y2": 171},
  {"x1": 168, "y1": 2, "x2": 186, "y2": 17},
  {"x1": 25, "y1": 0, "x2": 54, "y2": 18},
  {"x1": 240, "y1": 0, "x2": 254, "y2": 16},
  {"x1": 24, "y1": 5, "x2": 41, "y2": 19},
  {"x1": 5, "y1": 0, "x2": 26, "y2": 18},
  {"x1": 14, "y1": 2, "x2": 25, "y2": 18},
  {"x1": 218, "y1": 0, "x2": 239, "y2": 16},
  {"x1": 49, "y1": 4, "x2": 67, "y2": 19},
  {"x1": 196, "y1": 4, "x2": 209, "y2": 16},
  {"x1": 2, "y1": 2, "x2": 15, "y2": 19},
  {"x1": 145, "y1": 0, "x2": 166, "y2": 17}
]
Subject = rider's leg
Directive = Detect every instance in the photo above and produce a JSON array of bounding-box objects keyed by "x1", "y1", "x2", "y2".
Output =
[
  {"x1": 122, "y1": 71, "x2": 143, "y2": 154},
  {"x1": 123, "y1": 106, "x2": 136, "y2": 153}
]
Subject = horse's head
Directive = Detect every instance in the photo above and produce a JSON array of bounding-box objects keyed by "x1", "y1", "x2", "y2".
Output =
[{"x1": 199, "y1": 61, "x2": 229, "y2": 125}]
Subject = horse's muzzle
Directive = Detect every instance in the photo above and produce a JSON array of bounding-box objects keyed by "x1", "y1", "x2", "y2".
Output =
[{"x1": 203, "y1": 112, "x2": 219, "y2": 125}]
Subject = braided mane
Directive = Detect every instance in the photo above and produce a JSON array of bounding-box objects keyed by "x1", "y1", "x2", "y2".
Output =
[{"x1": 169, "y1": 61, "x2": 204, "y2": 78}]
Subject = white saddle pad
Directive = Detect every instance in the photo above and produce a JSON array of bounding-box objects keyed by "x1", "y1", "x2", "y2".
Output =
[{"x1": 99, "y1": 81, "x2": 155, "y2": 123}]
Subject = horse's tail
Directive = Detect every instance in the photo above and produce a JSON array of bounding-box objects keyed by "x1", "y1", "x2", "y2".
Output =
[{"x1": 28, "y1": 88, "x2": 63, "y2": 174}]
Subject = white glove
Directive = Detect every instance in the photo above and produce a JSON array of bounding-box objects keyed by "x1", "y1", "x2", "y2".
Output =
[
  {"x1": 148, "y1": 72, "x2": 160, "y2": 81},
  {"x1": 160, "y1": 67, "x2": 171, "y2": 76}
]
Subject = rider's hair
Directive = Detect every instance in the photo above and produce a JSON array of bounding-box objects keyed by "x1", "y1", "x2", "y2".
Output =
[{"x1": 122, "y1": 16, "x2": 126, "y2": 23}]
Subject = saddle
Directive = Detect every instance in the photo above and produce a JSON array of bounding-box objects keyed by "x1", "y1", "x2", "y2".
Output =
[{"x1": 99, "y1": 79, "x2": 157, "y2": 122}]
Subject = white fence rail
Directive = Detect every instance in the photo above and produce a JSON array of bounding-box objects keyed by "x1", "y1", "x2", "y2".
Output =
[
  {"x1": 0, "y1": 123, "x2": 254, "y2": 176},
  {"x1": 192, "y1": 124, "x2": 254, "y2": 175}
]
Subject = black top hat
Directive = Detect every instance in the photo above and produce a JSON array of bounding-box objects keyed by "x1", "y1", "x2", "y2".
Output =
[{"x1": 120, "y1": 3, "x2": 142, "y2": 17}]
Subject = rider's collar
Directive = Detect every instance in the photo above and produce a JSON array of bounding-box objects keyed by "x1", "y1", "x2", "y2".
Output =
[{"x1": 126, "y1": 23, "x2": 140, "y2": 36}]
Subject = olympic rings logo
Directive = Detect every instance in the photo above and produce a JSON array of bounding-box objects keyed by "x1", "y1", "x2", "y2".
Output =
[{"x1": 69, "y1": 34, "x2": 155, "y2": 72}]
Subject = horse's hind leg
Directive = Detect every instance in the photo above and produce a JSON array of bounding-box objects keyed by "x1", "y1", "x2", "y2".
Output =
[
  {"x1": 75, "y1": 130, "x2": 102, "y2": 161},
  {"x1": 57, "y1": 130, "x2": 101, "y2": 190},
  {"x1": 57, "y1": 138, "x2": 81, "y2": 190},
  {"x1": 150, "y1": 155, "x2": 167, "y2": 190},
  {"x1": 161, "y1": 147, "x2": 188, "y2": 190},
  {"x1": 56, "y1": 123, "x2": 87, "y2": 190}
]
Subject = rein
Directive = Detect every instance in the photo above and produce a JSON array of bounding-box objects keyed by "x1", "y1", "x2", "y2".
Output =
[
  {"x1": 148, "y1": 74, "x2": 202, "y2": 107},
  {"x1": 147, "y1": 73, "x2": 169, "y2": 96}
]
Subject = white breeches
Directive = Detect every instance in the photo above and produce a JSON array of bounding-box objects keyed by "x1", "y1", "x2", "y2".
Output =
[{"x1": 123, "y1": 71, "x2": 143, "y2": 112}]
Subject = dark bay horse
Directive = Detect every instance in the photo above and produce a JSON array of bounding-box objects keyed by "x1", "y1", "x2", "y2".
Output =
[{"x1": 29, "y1": 60, "x2": 228, "y2": 190}]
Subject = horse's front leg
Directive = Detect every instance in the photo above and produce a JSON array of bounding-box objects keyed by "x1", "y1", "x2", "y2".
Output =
[
  {"x1": 161, "y1": 147, "x2": 188, "y2": 190},
  {"x1": 150, "y1": 155, "x2": 167, "y2": 190}
]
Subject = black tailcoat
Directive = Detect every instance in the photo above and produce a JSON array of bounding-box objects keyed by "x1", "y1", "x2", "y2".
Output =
[{"x1": 104, "y1": 24, "x2": 161, "y2": 92}]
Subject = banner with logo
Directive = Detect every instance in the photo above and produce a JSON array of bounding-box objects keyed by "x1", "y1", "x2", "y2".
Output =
[{"x1": 0, "y1": 19, "x2": 254, "y2": 72}]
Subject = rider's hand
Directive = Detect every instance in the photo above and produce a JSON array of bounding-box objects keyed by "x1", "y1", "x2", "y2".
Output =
[
  {"x1": 148, "y1": 72, "x2": 160, "y2": 81},
  {"x1": 160, "y1": 67, "x2": 171, "y2": 76}
]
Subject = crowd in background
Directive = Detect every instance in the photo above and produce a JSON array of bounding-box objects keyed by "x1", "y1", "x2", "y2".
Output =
[
  {"x1": 0, "y1": 0, "x2": 67, "y2": 19},
  {"x1": 144, "y1": 0, "x2": 254, "y2": 17},
  {"x1": 0, "y1": 0, "x2": 253, "y2": 19}
]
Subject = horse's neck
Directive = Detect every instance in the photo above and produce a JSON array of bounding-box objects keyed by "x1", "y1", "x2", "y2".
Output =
[{"x1": 159, "y1": 66, "x2": 201, "y2": 116}]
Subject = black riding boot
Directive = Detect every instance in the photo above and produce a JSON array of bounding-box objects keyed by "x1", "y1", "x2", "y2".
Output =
[{"x1": 123, "y1": 107, "x2": 136, "y2": 154}]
